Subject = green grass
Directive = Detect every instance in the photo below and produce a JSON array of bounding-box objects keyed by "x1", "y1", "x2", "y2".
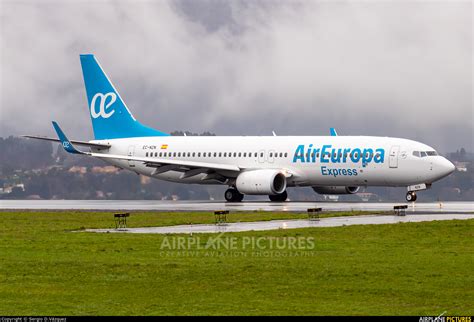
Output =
[{"x1": 0, "y1": 211, "x2": 472, "y2": 315}]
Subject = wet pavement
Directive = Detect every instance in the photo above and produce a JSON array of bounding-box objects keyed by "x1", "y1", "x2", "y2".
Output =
[
  {"x1": 1, "y1": 200, "x2": 473, "y2": 213},
  {"x1": 85, "y1": 213, "x2": 474, "y2": 234}
]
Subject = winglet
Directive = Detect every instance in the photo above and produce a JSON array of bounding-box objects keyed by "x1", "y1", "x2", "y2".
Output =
[
  {"x1": 330, "y1": 128, "x2": 338, "y2": 136},
  {"x1": 52, "y1": 121, "x2": 83, "y2": 154}
]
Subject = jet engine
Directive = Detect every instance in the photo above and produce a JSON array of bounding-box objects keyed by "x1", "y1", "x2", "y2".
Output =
[{"x1": 236, "y1": 170, "x2": 286, "y2": 195}]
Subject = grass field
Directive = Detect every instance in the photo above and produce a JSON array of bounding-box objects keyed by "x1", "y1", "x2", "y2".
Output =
[{"x1": 0, "y1": 210, "x2": 472, "y2": 316}]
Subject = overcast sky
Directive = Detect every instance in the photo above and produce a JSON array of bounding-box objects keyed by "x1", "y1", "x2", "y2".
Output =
[{"x1": 0, "y1": 0, "x2": 472, "y2": 153}]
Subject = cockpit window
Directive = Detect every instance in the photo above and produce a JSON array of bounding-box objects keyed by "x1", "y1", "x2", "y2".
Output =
[{"x1": 413, "y1": 150, "x2": 438, "y2": 158}]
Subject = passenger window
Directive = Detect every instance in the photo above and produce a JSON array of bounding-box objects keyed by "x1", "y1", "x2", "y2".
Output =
[
  {"x1": 145, "y1": 152, "x2": 148, "y2": 157},
  {"x1": 243, "y1": 153, "x2": 247, "y2": 157},
  {"x1": 219, "y1": 152, "x2": 222, "y2": 157},
  {"x1": 223, "y1": 152, "x2": 227, "y2": 157},
  {"x1": 284, "y1": 152, "x2": 288, "y2": 157},
  {"x1": 238, "y1": 152, "x2": 241, "y2": 157},
  {"x1": 214, "y1": 152, "x2": 217, "y2": 157},
  {"x1": 270, "y1": 152, "x2": 273, "y2": 157},
  {"x1": 192, "y1": 152, "x2": 195, "y2": 157},
  {"x1": 233, "y1": 152, "x2": 236, "y2": 157},
  {"x1": 203, "y1": 152, "x2": 206, "y2": 157},
  {"x1": 173, "y1": 152, "x2": 176, "y2": 157},
  {"x1": 198, "y1": 152, "x2": 201, "y2": 157},
  {"x1": 260, "y1": 153, "x2": 264, "y2": 157},
  {"x1": 254, "y1": 152, "x2": 258, "y2": 157}
]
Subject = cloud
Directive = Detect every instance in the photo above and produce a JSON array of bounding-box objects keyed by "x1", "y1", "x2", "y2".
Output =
[{"x1": 0, "y1": 0, "x2": 472, "y2": 153}]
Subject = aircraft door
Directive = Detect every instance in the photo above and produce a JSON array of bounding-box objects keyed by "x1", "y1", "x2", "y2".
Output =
[
  {"x1": 127, "y1": 145, "x2": 135, "y2": 168},
  {"x1": 389, "y1": 145, "x2": 399, "y2": 168}
]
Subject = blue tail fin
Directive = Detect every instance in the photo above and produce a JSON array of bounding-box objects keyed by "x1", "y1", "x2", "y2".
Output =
[{"x1": 80, "y1": 54, "x2": 169, "y2": 140}]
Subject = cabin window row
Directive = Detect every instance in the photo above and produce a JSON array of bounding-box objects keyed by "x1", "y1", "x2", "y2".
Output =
[{"x1": 144, "y1": 151, "x2": 289, "y2": 158}]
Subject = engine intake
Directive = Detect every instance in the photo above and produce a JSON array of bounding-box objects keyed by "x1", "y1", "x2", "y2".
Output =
[
  {"x1": 236, "y1": 170, "x2": 286, "y2": 195},
  {"x1": 312, "y1": 186, "x2": 360, "y2": 195}
]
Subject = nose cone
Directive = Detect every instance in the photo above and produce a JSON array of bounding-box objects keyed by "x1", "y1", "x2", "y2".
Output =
[{"x1": 437, "y1": 157, "x2": 455, "y2": 178}]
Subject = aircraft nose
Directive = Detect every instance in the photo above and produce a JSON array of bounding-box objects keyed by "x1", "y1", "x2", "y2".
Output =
[{"x1": 438, "y1": 157, "x2": 455, "y2": 177}]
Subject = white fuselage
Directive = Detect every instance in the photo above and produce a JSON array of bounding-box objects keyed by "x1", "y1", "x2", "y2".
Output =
[{"x1": 91, "y1": 135, "x2": 454, "y2": 189}]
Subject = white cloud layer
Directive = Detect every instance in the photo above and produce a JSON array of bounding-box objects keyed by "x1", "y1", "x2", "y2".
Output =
[{"x1": 0, "y1": 0, "x2": 472, "y2": 153}]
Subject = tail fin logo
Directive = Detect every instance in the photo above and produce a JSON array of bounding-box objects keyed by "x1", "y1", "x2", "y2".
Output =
[{"x1": 90, "y1": 92, "x2": 117, "y2": 119}]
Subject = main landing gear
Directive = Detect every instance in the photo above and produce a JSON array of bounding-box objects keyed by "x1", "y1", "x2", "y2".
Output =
[
  {"x1": 269, "y1": 191, "x2": 288, "y2": 202},
  {"x1": 225, "y1": 188, "x2": 244, "y2": 202},
  {"x1": 406, "y1": 191, "x2": 417, "y2": 202}
]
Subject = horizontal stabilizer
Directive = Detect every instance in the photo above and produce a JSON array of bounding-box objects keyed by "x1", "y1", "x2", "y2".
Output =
[{"x1": 22, "y1": 135, "x2": 110, "y2": 149}]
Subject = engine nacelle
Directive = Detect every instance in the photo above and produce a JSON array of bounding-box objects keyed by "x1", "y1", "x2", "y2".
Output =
[
  {"x1": 236, "y1": 170, "x2": 287, "y2": 195},
  {"x1": 312, "y1": 186, "x2": 360, "y2": 195}
]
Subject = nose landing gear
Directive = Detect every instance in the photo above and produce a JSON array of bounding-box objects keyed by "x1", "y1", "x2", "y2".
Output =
[{"x1": 406, "y1": 191, "x2": 417, "y2": 202}]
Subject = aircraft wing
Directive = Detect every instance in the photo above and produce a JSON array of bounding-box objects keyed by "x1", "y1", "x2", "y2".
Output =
[
  {"x1": 90, "y1": 152, "x2": 241, "y2": 172},
  {"x1": 50, "y1": 122, "x2": 240, "y2": 179}
]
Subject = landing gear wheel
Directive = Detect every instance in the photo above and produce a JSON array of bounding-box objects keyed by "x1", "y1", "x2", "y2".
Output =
[
  {"x1": 225, "y1": 188, "x2": 244, "y2": 202},
  {"x1": 269, "y1": 191, "x2": 288, "y2": 202},
  {"x1": 406, "y1": 191, "x2": 417, "y2": 202}
]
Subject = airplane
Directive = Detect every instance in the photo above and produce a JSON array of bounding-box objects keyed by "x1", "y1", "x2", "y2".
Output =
[{"x1": 24, "y1": 54, "x2": 455, "y2": 202}]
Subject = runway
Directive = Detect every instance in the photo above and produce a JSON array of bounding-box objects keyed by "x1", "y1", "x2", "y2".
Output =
[
  {"x1": 85, "y1": 213, "x2": 474, "y2": 234},
  {"x1": 1, "y1": 200, "x2": 473, "y2": 213}
]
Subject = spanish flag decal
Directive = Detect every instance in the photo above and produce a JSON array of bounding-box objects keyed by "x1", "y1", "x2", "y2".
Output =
[{"x1": 161, "y1": 144, "x2": 168, "y2": 149}]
